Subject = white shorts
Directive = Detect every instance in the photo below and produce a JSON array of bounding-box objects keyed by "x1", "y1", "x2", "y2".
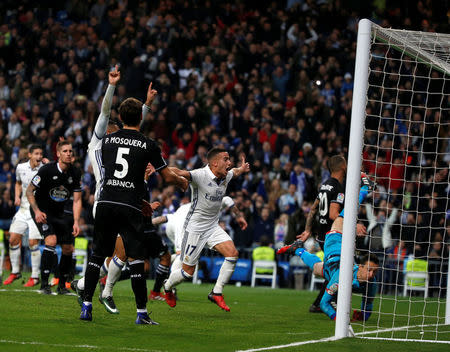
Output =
[
  {"x1": 180, "y1": 224, "x2": 232, "y2": 266},
  {"x1": 9, "y1": 209, "x2": 42, "y2": 240}
]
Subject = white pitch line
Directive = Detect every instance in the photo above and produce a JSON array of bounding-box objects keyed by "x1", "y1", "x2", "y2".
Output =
[
  {"x1": 0, "y1": 340, "x2": 165, "y2": 352},
  {"x1": 235, "y1": 336, "x2": 337, "y2": 352},
  {"x1": 361, "y1": 337, "x2": 450, "y2": 344},
  {"x1": 0, "y1": 289, "x2": 40, "y2": 293}
]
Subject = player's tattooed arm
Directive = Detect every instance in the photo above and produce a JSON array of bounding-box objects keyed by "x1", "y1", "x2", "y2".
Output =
[
  {"x1": 161, "y1": 167, "x2": 189, "y2": 192},
  {"x1": 297, "y1": 198, "x2": 319, "y2": 241},
  {"x1": 152, "y1": 215, "x2": 168, "y2": 226},
  {"x1": 26, "y1": 183, "x2": 47, "y2": 224},
  {"x1": 231, "y1": 206, "x2": 247, "y2": 230}
]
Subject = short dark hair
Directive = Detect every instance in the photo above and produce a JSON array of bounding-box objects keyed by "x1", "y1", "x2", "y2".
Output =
[
  {"x1": 361, "y1": 253, "x2": 379, "y2": 266},
  {"x1": 207, "y1": 147, "x2": 227, "y2": 161},
  {"x1": 118, "y1": 97, "x2": 142, "y2": 127},
  {"x1": 56, "y1": 140, "x2": 71, "y2": 151},
  {"x1": 28, "y1": 144, "x2": 42, "y2": 153},
  {"x1": 328, "y1": 155, "x2": 346, "y2": 173}
]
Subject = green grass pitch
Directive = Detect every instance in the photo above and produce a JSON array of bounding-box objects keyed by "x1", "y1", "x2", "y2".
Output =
[{"x1": 0, "y1": 278, "x2": 449, "y2": 352}]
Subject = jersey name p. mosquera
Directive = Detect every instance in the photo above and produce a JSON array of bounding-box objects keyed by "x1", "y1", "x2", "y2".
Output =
[{"x1": 98, "y1": 128, "x2": 166, "y2": 211}]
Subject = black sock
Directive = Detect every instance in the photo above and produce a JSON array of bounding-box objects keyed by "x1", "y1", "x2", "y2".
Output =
[
  {"x1": 83, "y1": 255, "x2": 104, "y2": 302},
  {"x1": 129, "y1": 261, "x2": 147, "y2": 310},
  {"x1": 119, "y1": 266, "x2": 131, "y2": 281},
  {"x1": 69, "y1": 255, "x2": 77, "y2": 281},
  {"x1": 41, "y1": 246, "x2": 56, "y2": 287},
  {"x1": 153, "y1": 263, "x2": 170, "y2": 292},
  {"x1": 313, "y1": 280, "x2": 328, "y2": 307},
  {"x1": 58, "y1": 254, "x2": 72, "y2": 288}
]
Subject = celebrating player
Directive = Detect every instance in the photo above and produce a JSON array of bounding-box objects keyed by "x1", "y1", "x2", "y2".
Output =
[
  {"x1": 4, "y1": 145, "x2": 45, "y2": 287},
  {"x1": 162, "y1": 148, "x2": 249, "y2": 311},
  {"x1": 79, "y1": 82, "x2": 187, "y2": 324}
]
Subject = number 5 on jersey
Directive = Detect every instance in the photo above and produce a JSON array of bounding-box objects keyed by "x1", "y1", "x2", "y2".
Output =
[{"x1": 114, "y1": 147, "x2": 129, "y2": 179}]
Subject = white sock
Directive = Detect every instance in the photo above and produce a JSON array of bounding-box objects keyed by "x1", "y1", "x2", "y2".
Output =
[
  {"x1": 77, "y1": 276, "x2": 85, "y2": 290},
  {"x1": 170, "y1": 255, "x2": 182, "y2": 273},
  {"x1": 102, "y1": 256, "x2": 125, "y2": 298},
  {"x1": 30, "y1": 245, "x2": 41, "y2": 278},
  {"x1": 0, "y1": 241, "x2": 4, "y2": 276},
  {"x1": 164, "y1": 269, "x2": 192, "y2": 291},
  {"x1": 9, "y1": 244, "x2": 21, "y2": 274},
  {"x1": 99, "y1": 258, "x2": 109, "y2": 278},
  {"x1": 213, "y1": 257, "x2": 237, "y2": 294}
]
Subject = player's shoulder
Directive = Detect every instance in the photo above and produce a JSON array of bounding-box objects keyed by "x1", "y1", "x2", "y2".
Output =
[
  {"x1": 39, "y1": 161, "x2": 57, "y2": 173},
  {"x1": 16, "y1": 161, "x2": 28, "y2": 171}
]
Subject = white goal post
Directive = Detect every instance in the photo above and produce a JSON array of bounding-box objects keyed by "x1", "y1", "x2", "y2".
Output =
[{"x1": 336, "y1": 19, "x2": 450, "y2": 341}]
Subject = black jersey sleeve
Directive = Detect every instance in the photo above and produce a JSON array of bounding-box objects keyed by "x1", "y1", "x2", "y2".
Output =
[
  {"x1": 72, "y1": 167, "x2": 82, "y2": 193},
  {"x1": 31, "y1": 163, "x2": 49, "y2": 188},
  {"x1": 146, "y1": 139, "x2": 167, "y2": 171}
]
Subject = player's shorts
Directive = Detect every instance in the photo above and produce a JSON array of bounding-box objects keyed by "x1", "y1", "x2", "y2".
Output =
[
  {"x1": 94, "y1": 202, "x2": 145, "y2": 259},
  {"x1": 180, "y1": 224, "x2": 232, "y2": 266},
  {"x1": 143, "y1": 227, "x2": 168, "y2": 259},
  {"x1": 30, "y1": 209, "x2": 74, "y2": 245},
  {"x1": 9, "y1": 208, "x2": 42, "y2": 240}
]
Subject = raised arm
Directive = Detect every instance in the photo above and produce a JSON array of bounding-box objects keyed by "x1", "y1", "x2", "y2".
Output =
[
  {"x1": 231, "y1": 154, "x2": 250, "y2": 179},
  {"x1": 141, "y1": 82, "x2": 158, "y2": 127},
  {"x1": 93, "y1": 65, "x2": 120, "y2": 140}
]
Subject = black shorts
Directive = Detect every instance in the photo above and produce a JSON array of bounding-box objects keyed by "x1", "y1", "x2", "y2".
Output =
[
  {"x1": 30, "y1": 209, "x2": 74, "y2": 245},
  {"x1": 143, "y1": 226, "x2": 168, "y2": 259},
  {"x1": 94, "y1": 202, "x2": 145, "y2": 259}
]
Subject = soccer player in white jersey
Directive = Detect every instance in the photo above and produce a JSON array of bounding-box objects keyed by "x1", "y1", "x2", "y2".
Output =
[
  {"x1": 4, "y1": 144, "x2": 45, "y2": 287},
  {"x1": 163, "y1": 148, "x2": 250, "y2": 311},
  {"x1": 153, "y1": 195, "x2": 245, "y2": 305}
]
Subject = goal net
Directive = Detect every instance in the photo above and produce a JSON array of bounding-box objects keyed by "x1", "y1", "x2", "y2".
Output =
[{"x1": 336, "y1": 19, "x2": 450, "y2": 343}]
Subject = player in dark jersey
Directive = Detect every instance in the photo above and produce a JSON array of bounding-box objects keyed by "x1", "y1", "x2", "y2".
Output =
[
  {"x1": 297, "y1": 155, "x2": 346, "y2": 313},
  {"x1": 80, "y1": 94, "x2": 188, "y2": 325},
  {"x1": 26, "y1": 140, "x2": 82, "y2": 295}
]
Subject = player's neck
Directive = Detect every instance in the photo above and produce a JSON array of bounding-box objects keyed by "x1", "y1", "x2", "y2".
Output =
[
  {"x1": 29, "y1": 159, "x2": 39, "y2": 169},
  {"x1": 122, "y1": 125, "x2": 140, "y2": 132},
  {"x1": 331, "y1": 171, "x2": 344, "y2": 183},
  {"x1": 57, "y1": 160, "x2": 69, "y2": 172}
]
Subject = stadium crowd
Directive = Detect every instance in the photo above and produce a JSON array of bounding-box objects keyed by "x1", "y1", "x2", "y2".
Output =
[{"x1": 0, "y1": 0, "x2": 449, "y2": 289}]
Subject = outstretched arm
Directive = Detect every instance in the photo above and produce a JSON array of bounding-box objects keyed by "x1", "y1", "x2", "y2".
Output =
[
  {"x1": 160, "y1": 167, "x2": 189, "y2": 192},
  {"x1": 231, "y1": 154, "x2": 250, "y2": 179},
  {"x1": 93, "y1": 65, "x2": 120, "y2": 141}
]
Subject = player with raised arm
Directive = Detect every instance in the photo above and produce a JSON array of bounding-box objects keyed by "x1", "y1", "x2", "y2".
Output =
[
  {"x1": 26, "y1": 140, "x2": 82, "y2": 295},
  {"x1": 4, "y1": 145, "x2": 45, "y2": 287},
  {"x1": 152, "y1": 195, "x2": 244, "y2": 303},
  {"x1": 79, "y1": 88, "x2": 188, "y2": 324},
  {"x1": 162, "y1": 148, "x2": 249, "y2": 311},
  {"x1": 71, "y1": 65, "x2": 122, "y2": 304}
]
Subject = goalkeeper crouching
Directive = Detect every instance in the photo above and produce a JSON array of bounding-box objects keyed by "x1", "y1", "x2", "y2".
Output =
[{"x1": 278, "y1": 184, "x2": 379, "y2": 321}]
